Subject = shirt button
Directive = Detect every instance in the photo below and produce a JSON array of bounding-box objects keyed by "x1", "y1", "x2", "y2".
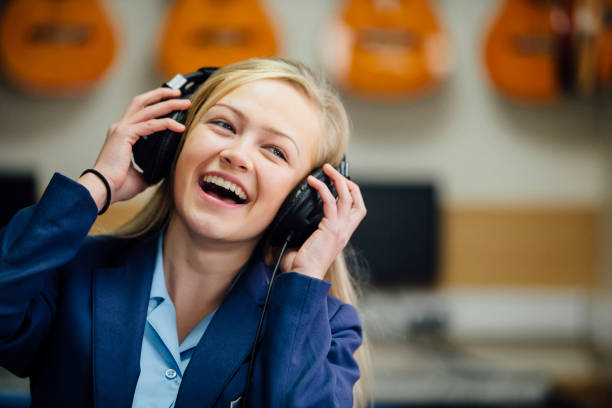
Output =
[{"x1": 165, "y1": 368, "x2": 177, "y2": 380}]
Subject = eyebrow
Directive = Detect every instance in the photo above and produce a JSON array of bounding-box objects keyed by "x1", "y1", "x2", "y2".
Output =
[{"x1": 213, "y1": 103, "x2": 301, "y2": 155}]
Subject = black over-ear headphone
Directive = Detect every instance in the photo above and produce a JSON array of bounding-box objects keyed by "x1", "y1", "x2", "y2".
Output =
[
  {"x1": 132, "y1": 67, "x2": 218, "y2": 186},
  {"x1": 132, "y1": 67, "x2": 349, "y2": 250}
]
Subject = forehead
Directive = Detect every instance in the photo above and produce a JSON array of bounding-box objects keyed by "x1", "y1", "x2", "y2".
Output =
[
  {"x1": 212, "y1": 79, "x2": 321, "y2": 157},
  {"x1": 217, "y1": 78, "x2": 314, "y2": 109}
]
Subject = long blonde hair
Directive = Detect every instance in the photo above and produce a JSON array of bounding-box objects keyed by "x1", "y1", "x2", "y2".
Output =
[{"x1": 114, "y1": 57, "x2": 372, "y2": 407}]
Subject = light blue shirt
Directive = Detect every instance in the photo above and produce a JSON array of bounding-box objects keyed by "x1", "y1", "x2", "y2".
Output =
[{"x1": 131, "y1": 234, "x2": 217, "y2": 408}]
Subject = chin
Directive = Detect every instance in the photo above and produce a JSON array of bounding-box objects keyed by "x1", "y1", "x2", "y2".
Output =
[{"x1": 177, "y1": 208, "x2": 265, "y2": 245}]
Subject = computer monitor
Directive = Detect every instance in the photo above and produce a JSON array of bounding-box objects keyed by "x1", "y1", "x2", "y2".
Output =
[
  {"x1": 0, "y1": 173, "x2": 36, "y2": 228},
  {"x1": 349, "y1": 182, "x2": 439, "y2": 287}
]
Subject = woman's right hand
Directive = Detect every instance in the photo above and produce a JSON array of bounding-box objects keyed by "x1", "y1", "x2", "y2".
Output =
[{"x1": 79, "y1": 87, "x2": 191, "y2": 211}]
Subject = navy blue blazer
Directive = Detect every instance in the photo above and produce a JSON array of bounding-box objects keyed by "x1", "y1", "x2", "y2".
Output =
[{"x1": 0, "y1": 174, "x2": 362, "y2": 407}]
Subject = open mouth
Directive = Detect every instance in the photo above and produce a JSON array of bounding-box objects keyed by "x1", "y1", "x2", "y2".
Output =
[{"x1": 199, "y1": 175, "x2": 248, "y2": 205}]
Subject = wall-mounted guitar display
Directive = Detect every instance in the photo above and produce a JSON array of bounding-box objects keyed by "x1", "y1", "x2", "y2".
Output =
[
  {"x1": 320, "y1": 0, "x2": 452, "y2": 100},
  {"x1": 483, "y1": 0, "x2": 612, "y2": 103},
  {"x1": 157, "y1": 0, "x2": 280, "y2": 79},
  {"x1": 0, "y1": 0, "x2": 117, "y2": 96},
  {"x1": 598, "y1": 0, "x2": 612, "y2": 90}
]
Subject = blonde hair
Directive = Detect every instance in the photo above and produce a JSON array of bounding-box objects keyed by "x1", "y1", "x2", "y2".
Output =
[{"x1": 114, "y1": 57, "x2": 371, "y2": 407}]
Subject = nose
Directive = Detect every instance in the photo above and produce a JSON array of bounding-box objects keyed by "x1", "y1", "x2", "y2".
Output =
[{"x1": 219, "y1": 145, "x2": 253, "y2": 172}]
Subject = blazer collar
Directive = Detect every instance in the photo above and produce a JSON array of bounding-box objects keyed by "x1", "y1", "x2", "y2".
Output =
[
  {"x1": 92, "y1": 234, "x2": 272, "y2": 408},
  {"x1": 92, "y1": 234, "x2": 157, "y2": 408}
]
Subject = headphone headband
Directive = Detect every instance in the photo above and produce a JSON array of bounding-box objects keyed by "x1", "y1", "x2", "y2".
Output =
[{"x1": 164, "y1": 66, "x2": 218, "y2": 95}]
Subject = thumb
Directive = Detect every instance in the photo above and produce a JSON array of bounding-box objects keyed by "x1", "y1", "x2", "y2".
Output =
[
  {"x1": 112, "y1": 166, "x2": 148, "y2": 203},
  {"x1": 279, "y1": 249, "x2": 298, "y2": 273}
]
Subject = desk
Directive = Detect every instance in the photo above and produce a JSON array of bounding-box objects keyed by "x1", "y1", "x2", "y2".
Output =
[{"x1": 370, "y1": 339, "x2": 604, "y2": 407}]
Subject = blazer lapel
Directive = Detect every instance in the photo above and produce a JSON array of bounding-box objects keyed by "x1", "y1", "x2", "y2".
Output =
[
  {"x1": 175, "y1": 258, "x2": 270, "y2": 408},
  {"x1": 92, "y1": 236, "x2": 157, "y2": 408}
]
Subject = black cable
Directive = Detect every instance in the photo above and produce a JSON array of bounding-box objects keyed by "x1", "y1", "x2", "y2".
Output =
[{"x1": 240, "y1": 232, "x2": 293, "y2": 408}]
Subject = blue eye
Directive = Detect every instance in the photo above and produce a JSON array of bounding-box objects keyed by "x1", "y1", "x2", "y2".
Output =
[
  {"x1": 211, "y1": 119, "x2": 235, "y2": 133},
  {"x1": 267, "y1": 146, "x2": 287, "y2": 161}
]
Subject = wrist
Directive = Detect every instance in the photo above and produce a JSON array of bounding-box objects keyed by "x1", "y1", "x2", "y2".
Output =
[
  {"x1": 78, "y1": 169, "x2": 111, "y2": 214},
  {"x1": 291, "y1": 266, "x2": 326, "y2": 281}
]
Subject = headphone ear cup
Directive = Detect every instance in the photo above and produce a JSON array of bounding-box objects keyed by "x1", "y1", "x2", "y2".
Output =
[
  {"x1": 132, "y1": 109, "x2": 187, "y2": 185},
  {"x1": 266, "y1": 167, "x2": 338, "y2": 248},
  {"x1": 131, "y1": 67, "x2": 218, "y2": 185}
]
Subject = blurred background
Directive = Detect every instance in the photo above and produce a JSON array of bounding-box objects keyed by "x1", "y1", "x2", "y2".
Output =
[{"x1": 0, "y1": 0, "x2": 611, "y2": 407}]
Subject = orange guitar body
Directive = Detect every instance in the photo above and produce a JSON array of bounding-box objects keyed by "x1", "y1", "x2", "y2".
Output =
[
  {"x1": 158, "y1": 0, "x2": 279, "y2": 78},
  {"x1": 483, "y1": 0, "x2": 573, "y2": 102},
  {"x1": 321, "y1": 0, "x2": 451, "y2": 100},
  {"x1": 599, "y1": 0, "x2": 612, "y2": 88},
  {"x1": 0, "y1": 0, "x2": 117, "y2": 95}
]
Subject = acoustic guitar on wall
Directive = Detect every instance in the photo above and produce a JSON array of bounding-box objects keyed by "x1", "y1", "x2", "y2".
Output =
[
  {"x1": 320, "y1": 0, "x2": 452, "y2": 100},
  {"x1": 157, "y1": 0, "x2": 280, "y2": 79},
  {"x1": 573, "y1": 0, "x2": 602, "y2": 97},
  {"x1": 483, "y1": 0, "x2": 612, "y2": 102},
  {"x1": 0, "y1": 0, "x2": 117, "y2": 96},
  {"x1": 597, "y1": 0, "x2": 612, "y2": 90},
  {"x1": 483, "y1": 0, "x2": 575, "y2": 103}
]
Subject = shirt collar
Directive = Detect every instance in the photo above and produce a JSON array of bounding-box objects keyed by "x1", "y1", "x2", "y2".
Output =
[
  {"x1": 149, "y1": 233, "x2": 169, "y2": 305},
  {"x1": 147, "y1": 232, "x2": 253, "y2": 358}
]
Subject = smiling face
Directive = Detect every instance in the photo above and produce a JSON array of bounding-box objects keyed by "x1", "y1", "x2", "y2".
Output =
[{"x1": 171, "y1": 79, "x2": 321, "y2": 246}]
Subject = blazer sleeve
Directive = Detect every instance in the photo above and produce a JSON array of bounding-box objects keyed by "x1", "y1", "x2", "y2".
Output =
[
  {"x1": 259, "y1": 271, "x2": 362, "y2": 408},
  {"x1": 0, "y1": 173, "x2": 98, "y2": 376}
]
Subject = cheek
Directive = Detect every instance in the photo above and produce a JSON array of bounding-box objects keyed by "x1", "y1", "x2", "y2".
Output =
[
  {"x1": 257, "y1": 170, "x2": 303, "y2": 217},
  {"x1": 172, "y1": 151, "x2": 192, "y2": 205},
  {"x1": 174, "y1": 132, "x2": 216, "y2": 183},
  {"x1": 172, "y1": 137, "x2": 208, "y2": 206}
]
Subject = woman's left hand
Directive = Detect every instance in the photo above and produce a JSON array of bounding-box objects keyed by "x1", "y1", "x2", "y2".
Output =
[{"x1": 280, "y1": 163, "x2": 367, "y2": 280}]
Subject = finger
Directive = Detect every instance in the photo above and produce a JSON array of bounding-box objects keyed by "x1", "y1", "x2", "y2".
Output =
[
  {"x1": 347, "y1": 180, "x2": 364, "y2": 206},
  {"x1": 127, "y1": 98, "x2": 191, "y2": 124},
  {"x1": 347, "y1": 180, "x2": 367, "y2": 222},
  {"x1": 323, "y1": 163, "x2": 352, "y2": 216},
  {"x1": 122, "y1": 88, "x2": 182, "y2": 119},
  {"x1": 131, "y1": 118, "x2": 186, "y2": 139},
  {"x1": 123, "y1": 165, "x2": 148, "y2": 193},
  {"x1": 307, "y1": 175, "x2": 338, "y2": 221}
]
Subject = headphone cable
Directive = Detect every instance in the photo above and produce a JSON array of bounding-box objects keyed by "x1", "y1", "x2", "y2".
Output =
[{"x1": 240, "y1": 231, "x2": 293, "y2": 408}]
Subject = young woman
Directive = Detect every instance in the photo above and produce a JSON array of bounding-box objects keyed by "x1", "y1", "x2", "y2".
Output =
[{"x1": 0, "y1": 58, "x2": 368, "y2": 407}]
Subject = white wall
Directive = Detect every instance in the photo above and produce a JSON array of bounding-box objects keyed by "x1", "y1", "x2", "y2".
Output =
[
  {"x1": 591, "y1": 134, "x2": 612, "y2": 363},
  {"x1": 0, "y1": 0, "x2": 608, "y2": 208}
]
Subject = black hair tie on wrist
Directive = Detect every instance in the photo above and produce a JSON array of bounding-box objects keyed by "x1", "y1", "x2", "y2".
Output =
[{"x1": 80, "y1": 169, "x2": 111, "y2": 215}]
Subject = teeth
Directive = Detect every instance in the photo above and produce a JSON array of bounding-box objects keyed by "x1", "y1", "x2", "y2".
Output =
[{"x1": 202, "y1": 175, "x2": 247, "y2": 201}]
